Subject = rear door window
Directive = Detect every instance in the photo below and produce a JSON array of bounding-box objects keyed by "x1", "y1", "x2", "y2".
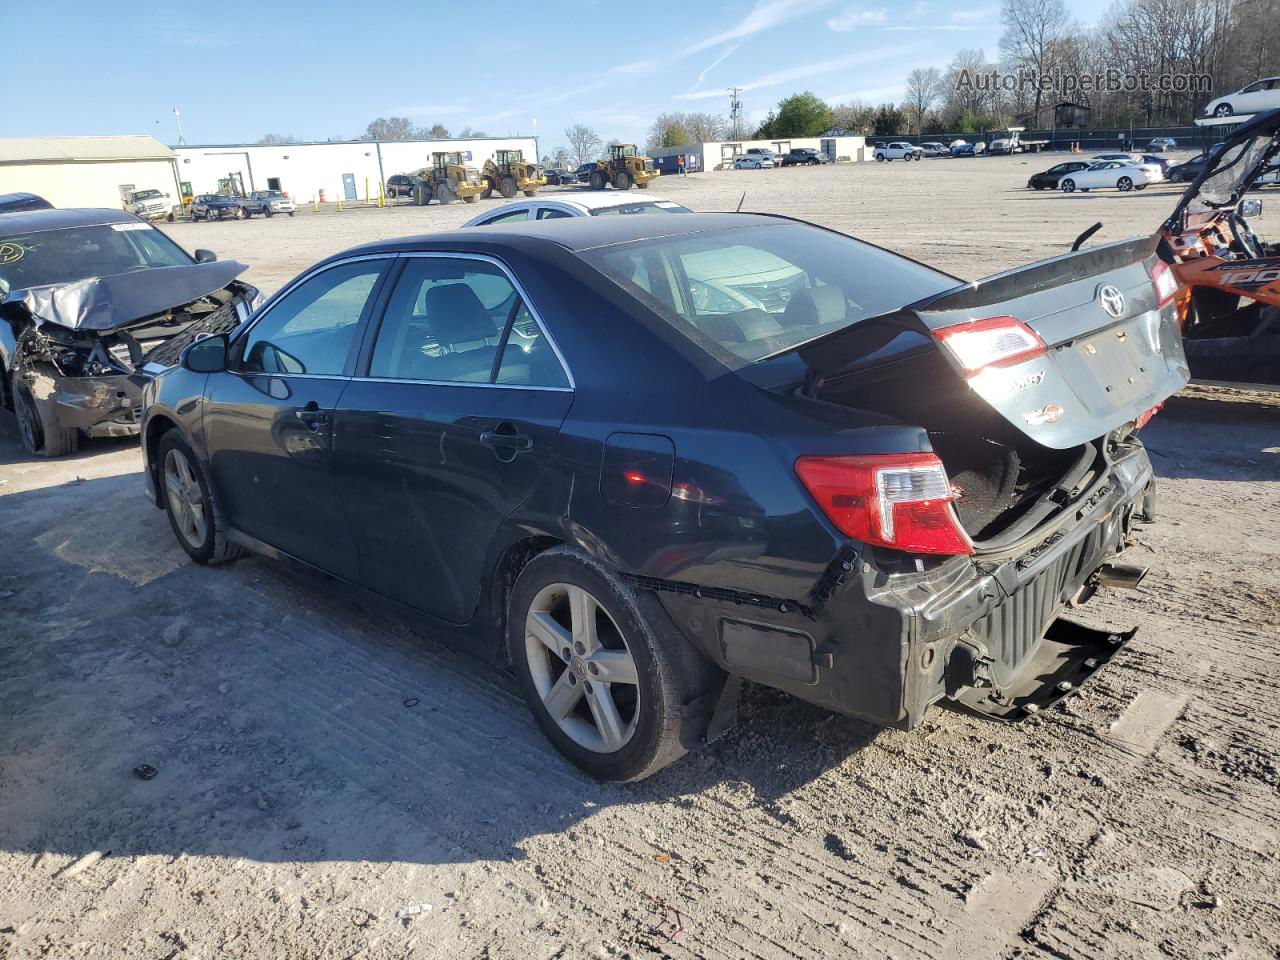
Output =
[{"x1": 368, "y1": 257, "x2": 568, "y2": 387}]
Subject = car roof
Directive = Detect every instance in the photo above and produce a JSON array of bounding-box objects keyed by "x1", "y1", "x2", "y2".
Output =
[
  {"x1": 463, "y1": 191, "x2": 686, "y2": 222},
  {"x1": 345, "y1": 212, "x2": 788, "y2": 259},
  {"x1": 0, "y1": 206, "x2": 142, "y2": 234}
]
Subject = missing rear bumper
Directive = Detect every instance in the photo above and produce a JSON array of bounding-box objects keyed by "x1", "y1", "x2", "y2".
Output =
[{"x1": 948, "y1": 618, "x2": 1136, "y2": 721}]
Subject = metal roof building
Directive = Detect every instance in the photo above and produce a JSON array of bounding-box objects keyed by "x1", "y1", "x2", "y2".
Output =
[{"x1": 0, "y1": 135, "x2": 180, "y2": 212}]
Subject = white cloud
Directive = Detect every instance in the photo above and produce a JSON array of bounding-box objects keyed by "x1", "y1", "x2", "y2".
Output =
[
  {"x1": 694, "y1": 43, "x2": 742, "y2": 88},
  {"x1": 949, "y1": 5, "x2": 997, "y2": 20},
  {"x1": 674, "y1": 45, "x2": 911, "y2": 100},
  {"x1": 609, "y1": 60, "x2": 660, "y2": 76},
  {"x1": 683, "y1": 0, "x2": 831, "y2": 54},
  {"x1": 826, "y1": 7, "x2": 889, "y2": 30}
]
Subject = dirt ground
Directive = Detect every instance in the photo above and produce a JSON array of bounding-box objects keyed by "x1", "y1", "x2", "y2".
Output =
[{"x1": 2, "y1": 157, "x2": 1278, "y2": 960}]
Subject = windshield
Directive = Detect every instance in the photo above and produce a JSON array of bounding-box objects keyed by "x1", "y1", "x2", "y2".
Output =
[
  {"x1": 591, "y1": 201, "x2": 691, "y2": 217},
  {"x1": 0, "y1": 222, "x2": 193, "y2": 296},
  {"x1": 132, "y1": 190, "x2": 162, "y2": 201},
  {"x1": 580, "y1": 223, "x2": 955, "y2": 368},
  {"x1": 1192, "y1": 134, "x2": 1279, "y2": 210}
]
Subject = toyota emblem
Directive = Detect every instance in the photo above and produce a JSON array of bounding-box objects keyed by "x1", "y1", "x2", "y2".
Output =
[{"x1": 1099, "y1": 285, "x2": 1126, "y2": 319}]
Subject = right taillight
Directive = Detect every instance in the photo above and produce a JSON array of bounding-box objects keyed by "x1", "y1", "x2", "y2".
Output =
[
  {"x1": 795, "y1": 454, "x2": 974, "y2": 556},
  {"x1": 1151, "y1": 259, "x2": 1178, "y2": 307},
  {"x1": 932, "y1": 315, "x2": 1047, "y2": 377}
]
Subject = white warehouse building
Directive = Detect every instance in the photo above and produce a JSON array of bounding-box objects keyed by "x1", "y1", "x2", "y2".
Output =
[
  {"x1": 175, "y1": 136, "x2": 540, "y2": 203},
  {"x1": 648, "y1": 133, "x2": 868, "y2": 172}
]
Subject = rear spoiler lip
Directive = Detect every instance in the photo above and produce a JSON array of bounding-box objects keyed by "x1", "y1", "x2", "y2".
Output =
[
  {"x1": 902, "y1": 232, "x2": 1158, "y2": 319},
  {"x1": 791, "y1": 233, "x2": 1158, "y2": 386}
]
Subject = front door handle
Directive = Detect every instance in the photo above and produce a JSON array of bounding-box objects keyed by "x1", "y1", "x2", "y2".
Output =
[{"x1": 295, "y1": 402, "x2": 330, "y2": 429}]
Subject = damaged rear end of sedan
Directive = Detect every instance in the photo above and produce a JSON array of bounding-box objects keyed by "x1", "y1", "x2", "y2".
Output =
[
  {"x1": 0, "y1": 208, "x2": 256, "y2": 455},
  {"x1": 576, "y1": 216, "x2": 1187, "y2": 737}
]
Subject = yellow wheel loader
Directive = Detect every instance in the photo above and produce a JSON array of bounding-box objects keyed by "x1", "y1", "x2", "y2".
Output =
[
  {"x1": 586, "y1": 144, "x2": 659, "y2": 191},
  {"x1": 416, "y1": 152, "x2": 484, "y2": 205},
  {"x1": 480, "y1": 150, "x2": 547, "y2": 199}
]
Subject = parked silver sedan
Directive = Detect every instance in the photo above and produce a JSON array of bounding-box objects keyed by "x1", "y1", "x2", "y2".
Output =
[{"x1": 461, "y1": 193, "x2": 691, "y2": 226}]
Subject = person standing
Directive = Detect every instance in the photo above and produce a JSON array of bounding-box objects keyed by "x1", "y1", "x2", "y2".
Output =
[{"x1": 677, "y1": 154, "x2": 686, "y2": 177}]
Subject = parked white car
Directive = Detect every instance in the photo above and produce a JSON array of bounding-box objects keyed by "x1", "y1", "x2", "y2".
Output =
[
  {"x1": 1091, "y1": 154, "x2": 1165, "y2": 182},
  {"x1": 1204, "y1": 77, "x2": 1280, "y2": 118},
  {"x1": 873, "y1": 142, "x2": 923, "y2": 162},
  {"x1": 734, "y1": 154, "x2": 774, "y2": 169},
  {"x1": 1059, "y1": 160, "x2": 1154, "y2": 193},
  {"x1": 461, "y1": 194, "x2": 692, "y2": 226}
]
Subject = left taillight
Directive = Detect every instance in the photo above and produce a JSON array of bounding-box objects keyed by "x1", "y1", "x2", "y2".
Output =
[
  {"x1": 794, "y1": 453, "x2": 974, "y2": 557},
  {"x1": 932, "y1": 315, "x2": 1047, "y2": 377},
  {"x1": 1151, "y1": 259, "x2": 1178, "y2": 307}
]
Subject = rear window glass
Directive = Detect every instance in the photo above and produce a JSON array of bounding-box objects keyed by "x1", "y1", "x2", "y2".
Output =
[
  {"x1": 591, "y1": 201, "x2": 689, "y2": 217},
  {"x1": 579, "y1": 223, "x2": 954, "y2": 368}
]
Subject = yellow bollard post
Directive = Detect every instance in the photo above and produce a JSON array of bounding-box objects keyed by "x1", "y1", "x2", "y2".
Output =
[
  {"x1": 336, "y1": 191, "x2": 344, "y2": 212},
  {"x1": 378, "y1": 184, "x2": 385, "y2": 208},
  {"x1": 312, "y1": 195, "x2": 319, "y2": 212}
]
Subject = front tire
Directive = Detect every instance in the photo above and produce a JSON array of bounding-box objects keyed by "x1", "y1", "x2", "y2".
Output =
[
  {"x1": 613, "y1": 171, "x2": 633, "y2": 190},
  {"x1": 157, "y1": 431, "x2": 243, "y2": 565},
  {"x1": 1061, "y1": 178, "x2": 1076, "y2": 193},
  {"x1": 589, "y1": 170, "x2": 608, "y2": 190},
  {"x1": 508, "y1": 547, "x2": 719, "y2": 781},
  {"x1": 481, "y1": 179, "x2": 495, "y2": 200},
  {"x1": 500, "y1": 176, "x2": 518, "y2": 199},
  {"x1": 1214, "y1": 103, "x2": 1234, "y2": 118},
  {"x1": 12, "y1": 371, "x2": 78, "y2": 457}
]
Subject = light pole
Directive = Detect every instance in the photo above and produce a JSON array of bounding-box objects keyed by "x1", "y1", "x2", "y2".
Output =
[{"x1": 173, "y1": 108, "x2": 186, "y2": 145}]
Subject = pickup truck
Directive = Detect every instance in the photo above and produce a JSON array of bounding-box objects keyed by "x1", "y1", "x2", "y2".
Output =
[
  {"x1": 779, "y1": 148, "x2": 829, "y2": 166},
  {"x1": 126, "y1": 188, "x2": 173, "y2": 220},
  {"x1": 239, "y1": 190, "x2": 296, "y2": 218},
  {"x1": 873, "y1": 142, "x2": 923, "y2": 162}
]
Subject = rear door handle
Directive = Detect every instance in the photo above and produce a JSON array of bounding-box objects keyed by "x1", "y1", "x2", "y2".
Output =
[{"x1": 480, "y1": 430, "x2": 533, "y2": 452}]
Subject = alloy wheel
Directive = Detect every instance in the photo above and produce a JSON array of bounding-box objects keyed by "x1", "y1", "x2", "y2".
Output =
[
  {"x1": 524, "y1": 582, "x2": 640, "y2": 753},
  {"x1": 163, "y1": 448, "x2": 208, "y2": 550}
]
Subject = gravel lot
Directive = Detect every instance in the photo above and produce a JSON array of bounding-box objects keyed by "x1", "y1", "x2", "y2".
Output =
[{"x1": 2, "y1": 156, "x2": 1278, "y2": 960}]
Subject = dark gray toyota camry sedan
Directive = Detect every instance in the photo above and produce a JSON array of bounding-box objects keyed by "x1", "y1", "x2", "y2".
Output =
[{"x1": 140, "y1": 213, "x2": 1188, "y2": 780}]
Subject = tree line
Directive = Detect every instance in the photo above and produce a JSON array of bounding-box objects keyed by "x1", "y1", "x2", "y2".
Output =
[{"x1": 633, "y1": 0, "x2": 1277, "y2": 142}]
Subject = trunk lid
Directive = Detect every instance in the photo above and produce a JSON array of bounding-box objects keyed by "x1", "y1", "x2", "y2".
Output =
[{"x1": 798, "y1": 234, "x2": 1190, "y2": 450}]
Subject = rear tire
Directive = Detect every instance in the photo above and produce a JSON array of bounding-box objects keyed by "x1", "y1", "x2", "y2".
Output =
[
  {"x1": 523, "y1": 189, "x2": 537, "y2": 197},
  {"x1": 1135, "y1": 183, "x2": 1147, "y2": 190},
  {"x1": 613, "y1": 171, "x2": 633, "y2": 190},
  {"x1": 12, "y1": 371, "x2": 79, "y2": 457},
  {"x1": 636, "y1": 181, "x2": 649, "y2": 189},
  {"x1": 1117, "y1": 177, "x2": 1133, "y2": 192},
  {"x1": 463, "y1": 193, "x2": 478, "y2": 203},
  {"x1": 507, "y1": 546, "x2": 722, "y2": 781},
  {"x1": 435, "y1": 181, "x2": 457, "y2": 205}
]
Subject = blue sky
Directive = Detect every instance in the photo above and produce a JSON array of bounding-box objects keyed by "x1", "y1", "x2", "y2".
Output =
[{"x1": 5, "y1": 0, "x2": 1114, "y2": 150}]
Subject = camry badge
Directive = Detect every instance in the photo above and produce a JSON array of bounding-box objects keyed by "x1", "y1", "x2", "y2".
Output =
[
  {"x1": 1099, "y1": 285, "x2": 1126, "y2": 319},
  {"x1": 1025, "y1": 403, "x2": 1064, "y2": 426}
]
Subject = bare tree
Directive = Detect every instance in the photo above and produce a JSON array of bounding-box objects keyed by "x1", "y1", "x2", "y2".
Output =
[
  {"x1": 564, "y1": 124, "x2": 603, "y2": 165},
  {"x1": 258, "y1": 133, "x2": 299, "y2": 144},
  {"x1": 999, "y1": 0, "x2": 1074, "y2": 119},
  {"x1": 903, "y1": 68, "x2": 945, "y2": 134},
  {"x1": 425, "y1": 123, "x2": 450, "y2": 139},
  {"x1": 457, "y1": 126, "x2": 486, "y2": 138},
  {"x1": 364, "y1": 117, "x2": 418, "y2": 140}
]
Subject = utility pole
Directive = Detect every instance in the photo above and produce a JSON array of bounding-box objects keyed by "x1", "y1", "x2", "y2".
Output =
[
  {"x1": 728, "y1": 86, "x2": 743, "y2": 140},
  {"x1": 173, "y1": 107, "x2": 186, "y2": 145}
]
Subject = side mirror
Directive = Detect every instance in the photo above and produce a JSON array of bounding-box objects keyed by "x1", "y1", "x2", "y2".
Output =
[
  {"x1": 194, "y1": 248, "x2": 217, "y2": 263},
  {"x1": 1238, "y1": 198, "x2": 1263, "y2": 219},
  {"x1": 181, "y1": 333, "x2": 229, "y2": 373}
]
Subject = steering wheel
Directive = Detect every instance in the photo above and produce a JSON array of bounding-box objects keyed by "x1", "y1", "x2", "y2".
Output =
[{"x1": 1229, "y1": 212, "x2": 1263, "y2": 259}]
